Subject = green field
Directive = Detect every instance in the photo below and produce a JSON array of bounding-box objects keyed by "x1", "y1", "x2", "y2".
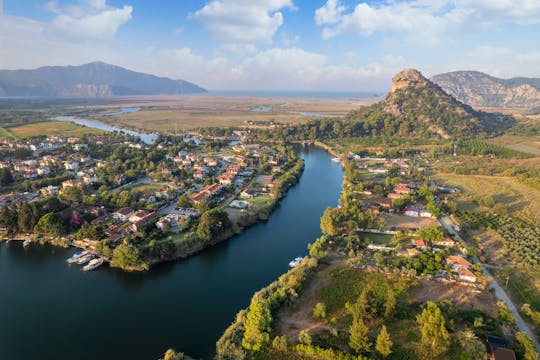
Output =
[
  {"x1": 246, "y1": 194, "x2": 275, "y2": 211},
  {"x1": 7, "y1": 121, "x2": 104, "y2": 138},
  {"x1": 0, "y1": 126, "x2": 15, "y2": 139}
]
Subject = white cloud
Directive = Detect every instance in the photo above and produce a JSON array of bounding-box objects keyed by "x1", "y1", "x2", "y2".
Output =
[
  {"x1": 192, "y1": 0, "x2": 294, "y2": 45},
  {"x1": 315, "y1": 0, "x2": 345, "y2": 25},
  {"x1": 129, "y1": 46, "x2": 402, "y2": 91},
  {"x1": 49, "y1": 0, "x2": 132, "y2": 39},
  {"x1": 316, "y1": 0, "x2": 540, "y2": 44}
]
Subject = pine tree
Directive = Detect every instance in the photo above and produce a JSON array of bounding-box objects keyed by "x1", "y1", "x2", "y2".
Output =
[
  {"x1": 349, "y1": 316, "x2": 371, "y2": 353},
  {"x1": 385, "y1": 288, "x2": 396, "y2": 319},
  {"x1": 416, "y1": 302, "x2": 450, "y2": 358},
  {"x1": 376, "y1": 325, "x2": 393, "y2": 358}
]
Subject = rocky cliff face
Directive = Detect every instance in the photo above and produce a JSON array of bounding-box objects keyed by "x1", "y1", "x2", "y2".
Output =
[
  {"x1": 431, "y1": 71, "x2": 540, "y2": 109},
  {"x1": 345, "y1": 68, "x2": 513, "y2": 139}
]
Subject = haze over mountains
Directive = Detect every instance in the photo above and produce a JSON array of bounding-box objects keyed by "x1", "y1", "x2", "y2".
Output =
[
  {"x1": 431, "y1": 71, "x2": 540, "y2": 109},
  {"x1": 0, "y1": 62, "x2": 206, "y2": 97}
]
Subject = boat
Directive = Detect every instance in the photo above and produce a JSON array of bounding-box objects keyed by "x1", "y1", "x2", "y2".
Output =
[
  {"x1": 331, "y1": 157, "x2": 341, "y2": 163},
  {"x1": 23, "y1": 239, "x2": 32, "y2": 247},
  {"x1": 66, "y1": 251, "x2": 87, "y2": 264},
  {"x1": 288, "y1": 256, "x2": 303, "y2": 268},
  {"x1": 76, "y1": 254, "x2": 94, "y2": 265},
  {"x1": 83, "y1": 258, "x2": 104, "y2": 271}
]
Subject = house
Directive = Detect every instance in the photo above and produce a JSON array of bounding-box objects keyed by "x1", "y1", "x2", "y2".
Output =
[
  {"x1": 394, "y1": 184, "x2": 411, "y2": 194},
  {"x1": 62, "y1": 179, "x2": 84, "y2": 189},
  {"x1": 457, "y1": 267, "x2": 477, "y2": 283},
  {"x1": 271, "y1": 166, "x2": 282, "y2": 173},
  {"x1": 140, "y1": 194, "x2": 157, "y2": 204},
  {"x1": 64, "y1": 161, "x2": 80, "y2": 170},
  {"x1": 412, "y1": 239, "x2": 428, "y2": 249},
  {"x1": 239, "y1": 189, "x2": 255, "y2": 199},
  {"x1": 40, "y1": 185, "x2": 59, "y2": 196},
  {"x1": 388, "y1": 192, "x2": 404, "y2": 199},
  {"x1": 131, "y1": 212, "x2": 157, "y2": 232},
  {"x1": 407, "y1": 248, "x2": 421, "y2": 257},
  {"x1": 129, "y1": 210, "x2": 151, "y2": 223},
  {"x1": 190, "y1": 191, "x2": 210, "y2": 204},
  {"x1": 82, "y1": 174, "x2": 98, "y2": 184},
  {"x1": 435, "y1": 238, "x2": 455, "y2": 247},
  {"x1": 419, "y1": 209, "x2": 434, "y2": 218},
  {"x1": 404, "y1": 206, "x2": 422, "y2": 217},
  {"x1": 486, "y1": 336, "x2": 516, "y2": 360},
  {"x1": 446, "y1": 255, "x2": 472, "y2": 269},
  {"x1": 193, "y1": 170, "x2": 205, "y2": 180},
  {"x1": 113, "y1": 207, "x2": 134, "y2": 222}
]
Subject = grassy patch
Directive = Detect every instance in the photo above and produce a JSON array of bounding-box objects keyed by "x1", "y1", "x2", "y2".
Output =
[
  {"x1": 0, "y1": 126, "x2": 16, "y2": 139},
  {"x1": 8, "y1": 121, "x2": 104, "y2": 138},
  {"x1": 130, "y1": 184, "x2": 163, "y2": 195},
  {"x1": 360, "y1": 232, "x2": 393, "y2": 245},
  {"x1": 246, "y1": 194, "x2": 275, "y2": 211}
]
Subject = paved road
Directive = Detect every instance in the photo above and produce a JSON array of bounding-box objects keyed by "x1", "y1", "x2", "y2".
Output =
[{"x1": 440, "y1": 217, "x2": 540, "y2": 353}]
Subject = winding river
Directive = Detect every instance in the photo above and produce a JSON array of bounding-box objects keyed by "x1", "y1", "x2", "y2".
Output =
[{"x1": 0, "y1": 147, "x2": 343, "y2": 360}]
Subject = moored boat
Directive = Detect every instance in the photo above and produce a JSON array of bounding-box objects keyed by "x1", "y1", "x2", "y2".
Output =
[
  {"x1": 288, "y1": 256, "x2": 303, "y2": 268},
  {"x1": 83, "y1": 258, "x2": 104, "y2": 271},
  {"x1": 66, "y1": 251, "x2": 87, "y2": 264},
  {"x1": 23, "y1": 239, "x2": 32, "y2": 247},
  {"x1": 331, "y1": 157, "x2": 341, "y2": 163},
  {"x1": 76, "y1": 254, "x2": 94, "y2": 265}
]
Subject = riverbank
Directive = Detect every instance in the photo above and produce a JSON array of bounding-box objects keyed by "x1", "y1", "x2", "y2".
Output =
[{"x1": 139, "y1": 157, "x2": 305, "y2": 271}]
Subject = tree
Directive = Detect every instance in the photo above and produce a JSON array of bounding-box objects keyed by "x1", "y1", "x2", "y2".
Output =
[
  {"x1": 34, "y1": 212, "x2": 65, "y2": 237},
  {"x1": 376, "y1": 325, "x2": 393, "y2": 358},
  {"x1": 385, "y1": 288, "x2": 396, "y2": 319},
  {"x1": 272, "y1": 336, "x2": 287, "y2": 351},
  {"x1": 516, "y1": 332, "x2": 538, "y2": 360},
  {"x1": 242, "y1": 300, "x2": 271, "y2": 350},
  {"x1": 320, "y1": 207, "x2": 343, "y2": 236},
  {"x1": 416, "y1": 301, "x2": 450, "y2": 358},
  {"x1": 349, "y1": 316, "x2": 371, "y2": 353},
  {"x1": 457, "y1": 331, "x2": 486, "y2": 360},
  {"x1": 111, "y1": 243, "x2": 143, "y2": 269},
  {"x1": 313, "y1": 302, "x2": 327, "y2": 320},
  {"x1": 298, "y1": 330, "x2": 312, "y2": 345},
  {"x1": 418, "y1": 225, "x2": 444, "y2": 244},
  {"x1": 197, "y1": 209, "x2": 231, "y2": 241},
  {"x1": 162, "y1": 349, "x2": 184, "y2": 360},
  {"x1": 496, "y1": 301, "x2": 515, "y2": 326},
  {"x1": 426, "y1": 202, "x2": 442, "y2": 218},
  {"x1": 0, "y1": 207, "x2": 18, "y2": 234},
  {"x1": 0, "y1": 168, "x2": 14, "y2": 185},
  {"x1": 18, "y1": 202, "x2": 38, "y2": 233},
  {"x1": 177, "y1": 195, "x2": 192, "y2": 208}
]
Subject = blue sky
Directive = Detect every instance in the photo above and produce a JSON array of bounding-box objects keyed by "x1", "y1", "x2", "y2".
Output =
[{"x1": 2, "y1": 0, "x2": 540, "y2": 91}]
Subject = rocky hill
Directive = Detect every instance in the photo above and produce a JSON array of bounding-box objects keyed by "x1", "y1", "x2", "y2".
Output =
[
  {"x1": 431, "y1": 71, "x2": 540, "y2": 109},
  {"x1": 346, "y1": 68, "x2": 512, "y2": 138},
  {"x1": 0, "y1": 62, "x2": 206, "y2": 97}
]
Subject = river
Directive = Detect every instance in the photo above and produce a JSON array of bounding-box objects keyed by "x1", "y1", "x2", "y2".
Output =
[{"x1": 0, "y1": 146, "x2": 343, "y2": 360}]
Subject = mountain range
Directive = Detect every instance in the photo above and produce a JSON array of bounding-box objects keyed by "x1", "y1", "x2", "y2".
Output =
[
  {"x1": 431, "y1": 71, "x2": 540, "y2": 109},
  {"x1": 0, "y1": 62, "x2": 206, "y2": 97}
]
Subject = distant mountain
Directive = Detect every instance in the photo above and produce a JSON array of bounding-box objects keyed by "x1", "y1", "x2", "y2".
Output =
[
  {"x1": 0, "y1": 62, "x2": 206, "y2": 97},
  {"x1": 346, "y1": 68, "x2": 512, "y2": 138},
  {"x1": 431, "y1": 71, "x2": 540, "y2": 109}
]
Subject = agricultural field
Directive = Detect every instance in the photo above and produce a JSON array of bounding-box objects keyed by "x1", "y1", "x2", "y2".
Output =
[
  {"x1": 6, "y1": 121, "x2": 104, "y2": 138},
  {"x1": 456, "y1": 138, "x2": 534, "y2": 158},
  {"x1": 486, "y1": 135, "x2": 540, "y2": 156},
  {"x1": 434, "y1": 173, "x2": 540, "y2": 223},
  {"x1": 0, "y1": 126, "x2": 15, "y2": 139},
  {"x1": 86, "y1": 95, "x2": 371, "y2": 133}
]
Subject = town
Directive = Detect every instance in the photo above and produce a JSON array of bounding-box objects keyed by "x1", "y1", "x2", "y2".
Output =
[{"x1": 0, "y1": 130, "x2": 304, "y2": 271}]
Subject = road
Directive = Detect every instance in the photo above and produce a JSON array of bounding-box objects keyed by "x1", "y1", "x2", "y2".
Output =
[{"x1": 440, "y1": 216, "x2": 540, "y2": 353}]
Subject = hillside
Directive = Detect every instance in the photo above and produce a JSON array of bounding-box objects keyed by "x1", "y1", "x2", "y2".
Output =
[
  {"x1": 0, "y1": 62, "x2": 206, "y2": 97},
  {"x1": 431, "y1": 71, "x2": 540, "y2": 109},
  {"x1": 345, "y1": 68, "x2": 512, "y2": 139}
]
